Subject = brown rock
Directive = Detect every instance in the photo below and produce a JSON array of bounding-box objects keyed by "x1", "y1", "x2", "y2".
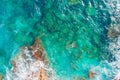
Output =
[
  {"x1": 11, "y1": 60, "x2": 16, "y2": 72},
  {"x1": 39, "y1": 68, "x2": 47, "y2": 80},
  {"x1": 30, "y1": 38, "x2": 45, "y2": 61},
  {"x1": 10, "y1": 38, "x2": 48, "y2": 80},
  {"x1": 32, "y1": 49, "x2": 43, "y2": 60},
  {"x1": 30, "y1": 38, "x2": 40, "y2": 50},
  {"x1": 88, "y1": 71, "x2": 96, "y2": 79}
]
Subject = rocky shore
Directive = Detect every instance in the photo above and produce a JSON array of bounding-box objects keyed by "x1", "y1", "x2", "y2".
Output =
[{"x1": 5, "y1": 38, "x2": 56, "y2": 80}]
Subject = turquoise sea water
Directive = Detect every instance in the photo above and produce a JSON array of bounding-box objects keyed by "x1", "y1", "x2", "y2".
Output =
[{"x1": 0, "y1": 0, "x2": 120, "y2": 80}]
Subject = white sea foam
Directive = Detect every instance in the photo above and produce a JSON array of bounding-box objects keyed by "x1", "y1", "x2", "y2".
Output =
[
  {"x1": 106, "y1": 0, "x2": 120, "y2": 79},
  {"x1": 108, "y1": 36, "x2": 120, "y2": 80},
  {"x1": 5, "y1": 47, "x2": 58, "y2": 80},
  {"x1": 87, "y1": 1, "x2": 120, "y2": 80}
]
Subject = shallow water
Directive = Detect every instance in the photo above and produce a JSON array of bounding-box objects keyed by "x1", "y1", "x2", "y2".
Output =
[{"x1": 0, "y1": 0, "x2": 120, "y2": 80}]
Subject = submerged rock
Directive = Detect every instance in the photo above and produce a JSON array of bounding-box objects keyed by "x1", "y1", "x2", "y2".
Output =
[
  {"x1": 85, "y1": 6, "x2": 97, "y2": 16},
  {"x1": 69, "y1": 0, "x2": 81, "y2": 5},
  {"x1": 0, "y1": 73, "x2": 4, "y2": 80},
  {"x1": 73, "y1": 76, "x2": 86, "y2": 80}
]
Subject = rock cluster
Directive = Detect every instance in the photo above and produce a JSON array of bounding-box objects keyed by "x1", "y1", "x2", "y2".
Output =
[{"x1": 8, "y1": 38, "x2": 49, "y2": 80}]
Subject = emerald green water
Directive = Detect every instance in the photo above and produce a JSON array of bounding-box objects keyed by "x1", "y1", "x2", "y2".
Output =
[{"x1": 0, "y1": 0, "x2": 119, "y2": 79}]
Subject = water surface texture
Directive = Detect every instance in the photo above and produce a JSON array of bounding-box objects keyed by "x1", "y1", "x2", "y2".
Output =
[{"x1": 0, "y1": 0, "x2": 120, "y2": 80}]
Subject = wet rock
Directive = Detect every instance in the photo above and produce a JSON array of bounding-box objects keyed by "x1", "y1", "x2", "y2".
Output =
[
  {"x1": 32, "y1": 50, "x2": 43, "y2": 61},
  {"x1": 107, "y1": 25, "x2": 120, "y2": 38},
  {"x1": 30, "y1": 38, "x2": 40, "y2": 50},
  {"x1": 30, "y1": 38, "x2": 46, "y2": 61},
  {"x1": 88, "y1": 71, "x2": 96, "y2": 79},
  {"x1": 11, "y1": 60, "x2": 16, "y2": 72},
  {"x1": 39, "y1": 68, "x2": 47, "y2": 80},
  {"x1": 8, "y1": 38, "x2": 49, "y2": 80}
]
